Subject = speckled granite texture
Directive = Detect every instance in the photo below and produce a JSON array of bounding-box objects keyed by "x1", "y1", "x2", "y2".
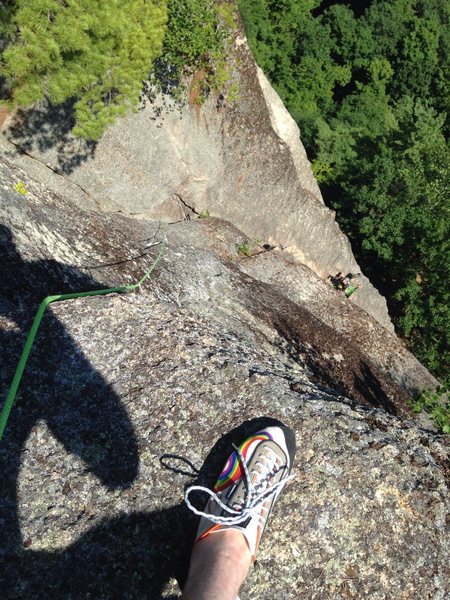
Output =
[{"x1": 0, "y1": 157, "x2": 448, "y2": 599}]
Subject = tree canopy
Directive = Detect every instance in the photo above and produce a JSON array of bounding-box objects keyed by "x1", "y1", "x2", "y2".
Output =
[
  {"x1": 238, "y1": 0, "x2": 450, "y2": 377},
  {"x1": 0, "y1": 0, "x2": 235, "y2": 139},
  {"x1": 0, "y1": 0, "x2": 168, "y2": 140}
]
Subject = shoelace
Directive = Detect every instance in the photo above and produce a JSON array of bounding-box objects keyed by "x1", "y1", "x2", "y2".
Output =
[{"x1": 185, "y1": 443, "x2": 293, "y2": 526}]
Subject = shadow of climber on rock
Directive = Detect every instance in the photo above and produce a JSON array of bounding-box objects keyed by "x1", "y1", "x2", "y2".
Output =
[
  {"x1": 1, "y1": 412, "x2": 282, "y2": 599},
  {"x1": 0, "y1": 224, "x2": 139, "y2": 555}
]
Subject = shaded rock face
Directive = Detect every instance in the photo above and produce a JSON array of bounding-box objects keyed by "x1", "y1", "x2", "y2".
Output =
[
  {"x1": 0, "y1": 17, "x2": 392, "y2": 332},
  {"x1": 0, "y1": 158, "x2": 448, "y2": 600}
]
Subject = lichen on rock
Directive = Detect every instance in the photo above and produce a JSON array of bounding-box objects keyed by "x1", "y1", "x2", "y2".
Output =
[{"x1": 0, "y1": 157, "x2": 448, "y2": 599}]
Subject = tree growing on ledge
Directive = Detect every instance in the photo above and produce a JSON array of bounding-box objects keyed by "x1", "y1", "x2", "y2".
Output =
[{"x1": 0, "y1": 0, "x2": 167, "y2": 140}]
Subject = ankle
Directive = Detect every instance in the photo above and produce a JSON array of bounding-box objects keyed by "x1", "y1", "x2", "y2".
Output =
[
  {"x1": 183, "y1": 530, "x2": 251, "y2": 600},
  {"x1": 198, "y1": 528, "x2": 251, "y2": 562}
]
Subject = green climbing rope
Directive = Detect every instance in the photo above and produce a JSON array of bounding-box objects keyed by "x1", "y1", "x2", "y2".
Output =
[{"x1": 0, "y1": 243, "x2": 165, "y2": 442}]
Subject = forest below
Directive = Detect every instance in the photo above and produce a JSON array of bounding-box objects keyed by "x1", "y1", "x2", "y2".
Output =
[
  {"x1": 237, "y1": 0, "x2": 449, "y2": 379},
  {"x1": 0, "y1": 0, "x2": 448, "y2": 380}
]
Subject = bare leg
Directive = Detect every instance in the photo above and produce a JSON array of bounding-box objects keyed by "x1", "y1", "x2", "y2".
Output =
[
  {"x1": 182, "y1": 530, "x2": 252, "y2": 600},
  {"x1": 182, "y1": 424, "x2": 296, "y2": 598}
]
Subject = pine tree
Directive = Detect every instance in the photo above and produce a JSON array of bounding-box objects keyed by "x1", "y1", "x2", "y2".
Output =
[{"x1": 0, "y1": 0, "x2": 167, "y2": 140}]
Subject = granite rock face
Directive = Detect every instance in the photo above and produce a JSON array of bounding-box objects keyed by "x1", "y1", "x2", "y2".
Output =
[
  {"x1": 0, "y1": 14, "x2": 392, "y2": 332},
  {"x1": 0, "y1": 157, "x2": 448, "y2": 599}
]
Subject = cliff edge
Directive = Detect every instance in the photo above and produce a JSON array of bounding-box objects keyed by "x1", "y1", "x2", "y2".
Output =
[
  {"x1": 0, "y1": 14, "x2": 392, "y2": 332},
  {"x1": 0, "y1": 156, "x2": 447, "y2": 599}
]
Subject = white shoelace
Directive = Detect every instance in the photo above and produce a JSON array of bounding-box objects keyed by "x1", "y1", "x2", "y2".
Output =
[{"x1": 185, "y1": 443, "x2": 293, "y2": 526}]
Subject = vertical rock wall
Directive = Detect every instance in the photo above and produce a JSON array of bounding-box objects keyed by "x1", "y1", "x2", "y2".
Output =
[{"x1": 0, "y1": 18, "x2": 393, "y2": 332}]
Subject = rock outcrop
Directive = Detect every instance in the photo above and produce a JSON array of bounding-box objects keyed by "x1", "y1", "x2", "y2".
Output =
[
  {"x1": 1, "y1": 157, "x2": 448, "y2": 599},
  {"x1": 0, "y1": 16, "x2": 392, "y2": 331}
]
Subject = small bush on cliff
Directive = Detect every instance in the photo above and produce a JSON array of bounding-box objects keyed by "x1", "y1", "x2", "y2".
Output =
[
  {"x1": 0, "y1": 0, "x2": 168, "y2": 140},
  {"x1": 236, "y1": 241, "x2": 253, "y2": 257},
  {"x1": 411, "y1": 380, "x2": 450, "y2": 434},
  {"x1": 153, "y1": 0, "x2": 237, "y2": 103}
]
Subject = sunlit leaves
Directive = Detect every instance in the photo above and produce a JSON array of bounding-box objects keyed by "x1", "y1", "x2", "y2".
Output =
[
  {"x1": 1, "y1": 0, "x2": 168, "y2": 139},
  {"x1": 238, "y1": 0, "x2": 449, "y2": 376}
]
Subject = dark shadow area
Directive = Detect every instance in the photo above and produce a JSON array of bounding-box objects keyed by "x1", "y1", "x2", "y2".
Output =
[
  {"x1": 353, "y1": 361, "x2": 397, "y2": 415},
  {"x1": 0, "y1": 225, "x2": 139, "y2": 554},
  {"x1": 143, "y1": 62, "x2": 182, "y2": 104},
  {"x1": 273, "y1": 310, "x2": 400, "y2": 415},
  {"x1": 2, "y1": 410, "x2": 282, "y2": 598},
  {"x1": 5, "y1": 99, "x2": 97, "y2": 174},
  {"x1": 235, "y1": 267, "x2": 411, "y2": 416},
  {"x1": 313, "y1": 0, "x2": 372, "y2": 18},
  {"x1": 140, "y1": 70, "x2": 184, "y2": 126}
]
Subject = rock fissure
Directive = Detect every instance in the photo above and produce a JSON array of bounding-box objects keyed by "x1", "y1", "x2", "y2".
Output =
[
  {"x1": 173, "y1": 193, "x2": 198, "y2": 216},
  {"x1": 3, "y1": 136, "x2": 101, "y2": 209}
]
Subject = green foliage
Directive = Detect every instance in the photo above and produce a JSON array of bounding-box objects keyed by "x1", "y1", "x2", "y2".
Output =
[
  {"x1": 238, "y1": 0, "x2": 450, "y2": 377},
  {"x1": 1, "y1": 0, "x2": 236, "y2": 138},
  {"x1": 157, "y1": 0, "x2": 236, "y2": 101},
  {"x1": 0, "y1": 0, "x2": 167, "y2": 140},
  {"x1": 198, "y1": 209, "x2": 211, "y2": 219},
  {"x1": 162, "y1": 0, "x2": 223, "y2": 71},
  {"x1": 216, "y1": 2, "x2": 239, "y2": 29},
  {"x1": 236, "y1": 237, "x2": 264, "y2": 256},
  {"x1": 411, "y1": 380, "x2": 450, "y2": 434},
  {"x1": 226, "y1": 81, "x2": 240, "y2": 104},
  {"x1": 236, "y1": 240, "x2": 253, "y2": 257}
]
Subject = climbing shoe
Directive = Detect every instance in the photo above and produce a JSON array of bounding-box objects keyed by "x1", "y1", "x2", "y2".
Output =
[{"x1": 185, "y1": 424, "x2": 296, "y2": 560}]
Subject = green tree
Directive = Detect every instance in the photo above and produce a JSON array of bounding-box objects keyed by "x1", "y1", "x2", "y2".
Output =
[
  {"x1": 330, "y1": 98, "x2": 449, "y2": 375},
  {"x1": 0, "y1": 0, "x2": 167, "y2": 140},
  {"x1": 238, "y1": 0, "x2": 450, "y2": 376},
  {"x1": 155, "y1": 0, "x2": 234, "y2": 100}
]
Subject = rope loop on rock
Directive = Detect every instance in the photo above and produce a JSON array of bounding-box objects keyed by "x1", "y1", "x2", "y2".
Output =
[{"x1": 0, "y1": 243, "x2": 165, "y2": 442}]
